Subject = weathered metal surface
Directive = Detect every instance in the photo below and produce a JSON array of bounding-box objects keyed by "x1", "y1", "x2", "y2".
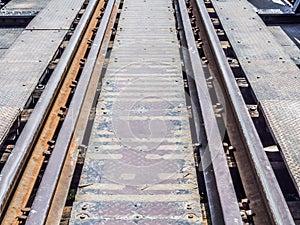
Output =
[
  {"x1": 70, "y1": 0, "x2": 202, "y2": 224},
  {"x1": 0, "y1": 28, "x2": 23, "y2": 49},
  {"x1": 0, "y1": 0, "x2": 87, "y2": 146},
  {"x1": 261, "y1": 100, "x2": 300, "y2": 194},
  {"x1": 0, "y1": 30, "x2": 65, "y2": 63},
  {"x1": 279, "y1": 24, "x2": 300, "y2": 47},
  {"x1": 0, "y1": 49, "x2": 6, "y2": 57},
  {"x1": 46, "y1": 5, "x2": 118, "y2": 224},
  {"x1": 0, "y1": 0, "x2": 49, "y2": 11},
  {"x1": 268, "y1": 26, "x2": 300, "y2": 65},
  {"x1": 210, "y1": 0, "x2": 300, "y2": 192},
  {"x1": 178, "y1": 0, "x2": 243, "y2": 224},
  {"x1": 0, "y1": 30, "x2": 66, "y2": 145},
  {"x1": 0, "y1": 28, "x2": 23, "y2": 58},
  {"x1": 26, "y1": 0, "x2": 85, "y2": 30},
  {"x1": 25, "y1": 0, "x2": 116, "y2": 224},
  {"x1": 1, "y1": 0, "x2": 108, "y2": 223},
  {"x1": 210, "y1": 0, "x2": 300, "y2": 100},
  {"x1": 0, "y1": 107, "x2": 19, "y2": 142},
  {"x1": 71, "y1": 202, "x2": 201, "y2": 224}
]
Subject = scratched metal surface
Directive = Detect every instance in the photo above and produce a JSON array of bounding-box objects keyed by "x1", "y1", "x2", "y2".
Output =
[
  {"x1": 0, "y1": 0, "x2": 86, "y2": 146},
  {"x1": 268, "y1": 26, "x2": 300, "y2": 65},
  {"x1": 247, "y1": 0, "x2": 289, "y2": 11},
  {"x1": 26, "y1": 0, "x2": 85, "y2": 30},
  {"x1": 279, "y1": 24, "x2": 300, "y2": 47},
  {"x1": 0, "y1": 0, "x2": 49, "y2": 11},
  {"x1": 0, "y1": 30, "x2": 66, "y2": 145},
  {"x1": 211, "y1": 0, "x2": 300, "y2": 192},
  {"x1": 0, "y1": 28, "x2": 23, "y2": 59},
  {"x1": 261, "y1": 100, "x2": 300, "y2": 194},
  {"x1": 70, "y1": 0, "x2": 202, "y2": 224},
  {"x1": 0, "y1": 28, "x2": 23, "y2": 49}
]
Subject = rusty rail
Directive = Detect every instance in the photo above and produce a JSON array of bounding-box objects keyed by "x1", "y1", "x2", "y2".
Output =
[
  {"x1": 0, "y1": 0, "x2": 101, "y2": 222},
  {"x1": 0, "y1": 0, "x2": 108, "y2": 224},
  {"x1": 25, "y1": 0, "x2": 116, "y2": 223},
  {"x1": 194, "y1": 0, "x2": 294, "y2": 223},
  {"x1": 176, "y1": 0, "x2": 294, "y2": 224},
  {"x1": 176, "y1": 0, "x2": 243, "y2": 224}
]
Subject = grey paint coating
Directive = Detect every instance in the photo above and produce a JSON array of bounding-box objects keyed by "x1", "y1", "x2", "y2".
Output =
[
  {"x1": 0, "y1": 0, "x2": 49, "y2": 11},
  {"x1": 0, "y1": 30, "x2": 66, "y2": 144},
  {"x1": 0, "y1": 0, "x2": 85, "y2": 145},
  {"x1": 70, "y1": 0, "x2": 202, "y2": 224},
  {"x1": 26, "y1": 0, "x2": 85, "y2": 30}
]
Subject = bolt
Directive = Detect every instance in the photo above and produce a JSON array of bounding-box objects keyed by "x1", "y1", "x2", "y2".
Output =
[
  {"x1": 47, "y1": 140, "x2": 55, "y2": 146},
  {"x1": 241, "y1": 198, "x2": 250, "y2": 204},
  {"x1": 17, "y1": 215, "x2": 27, "y2": 221},
  {"x1": 79, "y1": 214, "x2": 87, "y2": 220},
  {"x1": 60, "y1": 106, "x2": 67, "y2": 112},
  {"x1": 21, "y1": 207, "x2": 31, "y2": 213},
  {"x1": 187, "y1": 214, "x2": 194, "y2": 219},
  {"x1": 43, "y1": 150, "x2": 51, "y2": 156}
]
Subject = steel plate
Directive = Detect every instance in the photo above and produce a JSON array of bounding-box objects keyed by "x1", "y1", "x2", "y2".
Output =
[
  {"x1": 261, "y1": 100, "x2": 300, "y2": 193},
  {"x1": 268, "y1": 26, "x2": 300, "y2": 65},
  {"x1": 0, "y1": 28, "x2": 23, "y2": 49},
  {"x1": 1, "y1": 0, "x2": 49, "y2": 11},
  {"x1": 71, "y1": 0, "x2": 202, "y2": 223},
  {"x1": 26, "y1": 0, "x2": 85, "y2": 30},
  {"x1": 0, "y1": 29, "x2": 66, "y2": 144}
]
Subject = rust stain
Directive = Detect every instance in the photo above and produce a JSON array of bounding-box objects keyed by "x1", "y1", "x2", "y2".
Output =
[{"x1": 2, "y1": 0, "x2": 106, "y2": 224}]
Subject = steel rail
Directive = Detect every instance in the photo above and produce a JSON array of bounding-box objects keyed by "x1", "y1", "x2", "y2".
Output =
[
  {"x1": 25, "y1": 0, "x2": 116, "y2": 223},
  {"x1": 1, "y1": 1, "x2": 107, "y2": 224},
  {"x1": 194, "y1": 0, "x2": 295, "y2": 224},
  {"x1": 177, "y1": 0, "x2": 243, "y2": 224},
  {"x1": 0, "y1": 0, "x2": 100, "y2": 218}
]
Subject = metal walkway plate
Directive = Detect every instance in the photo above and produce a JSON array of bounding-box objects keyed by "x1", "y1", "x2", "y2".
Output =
[
  {"x1": 268, "y1": 26, "x2": 300, "y2": 65},
  {"x1": 0, "y1": 29, "x2": 23, "y2": 49},
  {"x1": 279, "y1": 24, "x2": 300, "y2": 47},
  {"x1": 0, "y1": 0, "x2": 49, "y2": 11},
  {"x1": 26, "y1": 0, "x2": 85, "y2": 30},
  {"x1": 0, "y1": 0, "x2": 85, "y2": 145},
  {"x1": 261, "y1": 100, "x2": 300, "y2": 190},
  {"x1": 70, "y1": 0, "x2": 202, "y2": 224},
  {"x1": 210, "y1": 0, "x2": 300, "y2": 193},
  {"x1": 0, "y1": 30, "x2": 66, "y2": 144},
  {"x1": 0, "y1": 28, "x2": 23, "y2": 59}
]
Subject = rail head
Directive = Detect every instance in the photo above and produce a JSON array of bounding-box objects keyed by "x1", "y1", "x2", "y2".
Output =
[
  {"x1": 176, "y1": 0, "x2": 243, "y2": 224},
  {"x1": 0, "y1": 0, "x2": 100, "y2": 218},
  {"x1": 25, "y1": 0, "x2": 116, "y2": 224},
  {"x1": 194, "y1": 0, "x2": 295, "y2": 224}
]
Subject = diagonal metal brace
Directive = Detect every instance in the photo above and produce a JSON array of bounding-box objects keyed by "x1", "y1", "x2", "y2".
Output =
[{"x1": 293, "y1": 0, "x2": 300, "y2": 13}]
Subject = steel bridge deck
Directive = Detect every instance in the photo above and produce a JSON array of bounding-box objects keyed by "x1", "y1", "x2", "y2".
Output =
[
  {"x1": 70, "y1": 0, "x2": 202, "y2": 224},
  {"x1": 0, "y1": 0, "x2": 85, "y2": 145},
  {"x1": 0, "y1": 28, "x2": 23, "y2": 58},
  {"x1": 0, "y1": 0, "x2": 49, "y2": 11},
  {"x1": 210, "y1": 0, "x2": 300, "y2": 193}
]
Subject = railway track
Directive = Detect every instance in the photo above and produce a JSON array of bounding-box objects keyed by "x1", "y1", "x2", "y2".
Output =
[
  {"x1": 175, "y1": 0, "x2": 295, "y2": 224},
  {"x1": 0, "y1": 0, "x2": 298, "y2": 224},
  {"x1": 0, "y1": 0, "x2": 117, "y2": 223}
]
